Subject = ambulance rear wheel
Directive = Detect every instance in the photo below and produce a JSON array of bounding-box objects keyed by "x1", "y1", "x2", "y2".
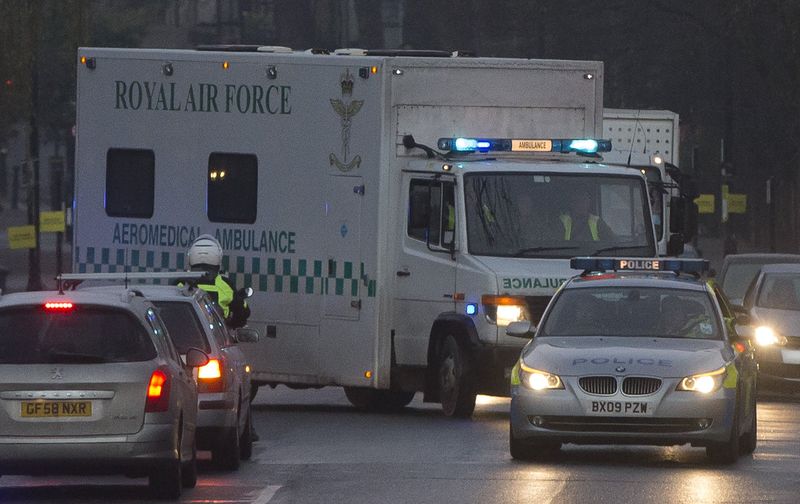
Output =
[{"x1": 438, "y1": 334, "x2": 476, "y2": 418}]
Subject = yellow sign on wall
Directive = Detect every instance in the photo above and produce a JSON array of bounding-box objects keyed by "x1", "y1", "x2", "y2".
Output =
[
  {"x1": 694, "y1": 194, "x2": 715, "y2": 214},
  {"x1": 7, "y1": 225, "x2": 37, "y2": 249},
  {"x1": 40, "y1": 211, "x2": 66, "y2": 233},
  {"x1": 727, "y1": 193, "x2": 747, "y2": 214}
]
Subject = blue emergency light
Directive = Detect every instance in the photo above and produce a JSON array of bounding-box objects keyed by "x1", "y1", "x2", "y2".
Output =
[
  {"x1": 437, "y1": 137, "x2": 612, "y2": 154},
  {"x1": 570, "y1": 257, "x2": 709, "y2": 274}
]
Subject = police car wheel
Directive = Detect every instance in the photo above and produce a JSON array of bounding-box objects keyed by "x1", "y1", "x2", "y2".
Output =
[
  {"x1": 438, "y1": 335, "x2": 476, "y2": 418},
  {"x1": 739, "y1": 397, "x2": 757, "y2": 455},
  {"x1": 706, "y1": 392, "x2": 741, "y2": 464}
]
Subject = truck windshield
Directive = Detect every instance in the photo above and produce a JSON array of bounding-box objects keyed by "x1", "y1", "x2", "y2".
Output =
[{"x1": 464, "y1": 173, "x2": 655, "y2": 258}]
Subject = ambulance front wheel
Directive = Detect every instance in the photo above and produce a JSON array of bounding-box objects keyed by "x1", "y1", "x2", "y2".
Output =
[{"x1": 438, "y1": 334, "x2": 477, "y2": 418}]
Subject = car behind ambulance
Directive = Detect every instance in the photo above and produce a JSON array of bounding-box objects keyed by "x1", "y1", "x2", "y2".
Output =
[{"x1": 509, "y1": 258, "x2": 758, "y2": 464}]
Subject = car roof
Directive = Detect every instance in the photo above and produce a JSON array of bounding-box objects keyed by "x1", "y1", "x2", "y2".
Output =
[
  {"x1": 722, "y1": 253, "x2": 800, "y2": 265},
  {"x1": 81, "y1": 284, "x2": 205, "y2": 303},
  {"x1": 565, "y1": 272, "x2": 709, "y2": 292},
  {"x1": 0, "y1": 289, "x2": 154, "y2": 315},
  {"x1": 758, "y1": 263, "x2": 800, "y2": 274}
]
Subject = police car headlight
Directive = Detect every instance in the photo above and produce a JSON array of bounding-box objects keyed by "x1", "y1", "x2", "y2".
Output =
[
  {"x1": 677, "y1": 366, "x2": 726, "y2": 394},
  {"x1": 520, "y1": 362, "x2": 563, "y2": 391},
  {"x1": 482, "y1": 295, "x2": 529, "y2": 327},
  {"x1": 754, "y1": 326, "x2": 787, "y2": 347}
]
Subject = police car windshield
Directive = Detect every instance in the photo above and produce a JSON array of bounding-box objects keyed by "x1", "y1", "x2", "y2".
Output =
[
  {"x1": 463, "y1": 173, "x2": 655, "y2": 258},
  {"x1": 540, "y1": 287, "x2": 721, "y2": 339}
]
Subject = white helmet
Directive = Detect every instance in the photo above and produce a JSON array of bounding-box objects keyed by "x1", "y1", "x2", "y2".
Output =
[{"x1": 187, "y1": 234, "x2": 223, "y2": 268}]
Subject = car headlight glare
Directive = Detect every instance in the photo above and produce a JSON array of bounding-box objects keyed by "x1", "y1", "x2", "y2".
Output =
[
  {"x1": 677, "y1": 366, "x2": 726, "y2": 394},
  {"x1": 520, "y1": 362, "x2": 563, "y2": 391},
  {"x1": 754, "y1": 326, "x2": 787, "y2": 347}
]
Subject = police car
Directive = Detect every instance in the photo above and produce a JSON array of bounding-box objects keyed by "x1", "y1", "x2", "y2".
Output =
[{"x1": 508, "y1": 258, "x2": 758, "y2": 464}]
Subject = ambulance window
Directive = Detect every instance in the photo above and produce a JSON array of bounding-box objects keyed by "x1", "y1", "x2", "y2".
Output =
[
  {"x1": 105, "y1": 148, "x2": 155, "y2": 218},
  {"x1": 207, "y1": 152, "x2": 258, "y2": 224},
  {"x1": 408, "y1": 180, "x2": 454, "y2": 247}
]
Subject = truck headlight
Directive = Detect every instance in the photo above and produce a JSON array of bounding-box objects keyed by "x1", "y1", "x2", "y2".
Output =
[
  {"x1": 519, "y1": 361, "x2": 563, "y2": 391},
  {"x1": 676, "y1": 366, "x2": 726, "y2": 394},
  {"x1": 482, "y1": 295, "x2": 529, "y2": 326},
  {"x1": 754, "y1": 326, "x2": 787, "y2": 347}
]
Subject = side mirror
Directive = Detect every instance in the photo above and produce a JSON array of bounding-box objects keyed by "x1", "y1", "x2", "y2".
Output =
[
  {"x1": 506, "y1": 321, "x2": 536, "y2": 338},
  {"x1": 235, "y1": 327, "x2": 260, "y2": 343},
  {"x1": 734, "y1": 312, "x2": 751, "y2": 326},
  {"x1": 667, "y1": 233, "x2": 685, "y2": 256},
  {"x1": 185, "y1": 347, "x2": 210, "y2": 368}
]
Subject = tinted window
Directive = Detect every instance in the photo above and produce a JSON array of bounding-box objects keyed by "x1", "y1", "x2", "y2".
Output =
[
  {"x1": 207, "y1": 152, "x2": 258, "y2": 223},
  {"x1": 541, "y1": 287, "x2": 721, "y2": 339},
  {"x1": 720, "y1": 263, "x2": 767, "y2": 301},
  {"x1": 0, "y1": 306, "x2": 156, "y2": 364},
  {"x1": 407, "y1": 180, "x2": 455, "y2": 247},
  {"x1": 106, "y1": 148, "x2": 155, "y2": 218},
  {"x1": 154, "y1": 301, "x2": 211, "y2": 353},
  {"x1": 756, "y1": 273, "x2": 800, "y2": 310}
]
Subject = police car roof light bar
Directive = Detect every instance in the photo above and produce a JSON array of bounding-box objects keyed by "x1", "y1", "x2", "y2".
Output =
[
  {"x1": 437, "y1": 137, "x2": 613, "y2": 154},
  {"x1": 570, "y1": 257, "x2": 709, "y2": 276}
]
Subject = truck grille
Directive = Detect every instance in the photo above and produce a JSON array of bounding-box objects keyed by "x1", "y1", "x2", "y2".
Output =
[
  {"x1": 579, "y1": 376, "x2": 617, "y2": 395},
  {"x1": 622, "y1": 377, "x2": 662, "y2": 396}
]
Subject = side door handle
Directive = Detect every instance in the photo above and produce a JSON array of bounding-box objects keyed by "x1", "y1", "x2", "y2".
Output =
[{"x1": 396, "y1": 270, "x2": 410, "y2": 277}]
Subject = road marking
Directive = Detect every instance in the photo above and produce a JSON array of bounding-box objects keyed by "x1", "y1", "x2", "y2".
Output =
[{"x1": 251, "y1": 485, "x2": 281, "y2": 504}]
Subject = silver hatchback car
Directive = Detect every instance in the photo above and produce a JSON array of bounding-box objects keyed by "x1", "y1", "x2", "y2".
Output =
[
  {"x1": 0, "y1": 288, "x2": 208, "y2": 499},
  {"x1": 87, "y1": 283, "x2": 259, "y2": 470}
]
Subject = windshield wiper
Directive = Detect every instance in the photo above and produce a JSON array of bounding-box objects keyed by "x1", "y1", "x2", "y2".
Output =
[
  {"x1": 511, "y1": 246, "x2": 579, "y2": 257},
  {"x1": 47, "y1": 351, "x2": 111, "y2": 364},
  {"x1": 590, "y1": 245, "x2": 649, "y2": 257}
]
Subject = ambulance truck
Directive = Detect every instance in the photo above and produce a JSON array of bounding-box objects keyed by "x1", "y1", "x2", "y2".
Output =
[
  {"x1": 74, "y1": 47, "x2": 658, "y2": 417},
  {"x1": 602, "y1": 109, "x2": 696, "y2": 255}
]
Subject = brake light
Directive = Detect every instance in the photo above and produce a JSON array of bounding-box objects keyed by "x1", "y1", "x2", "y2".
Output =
[
  {"x1": 145, "y1": 369, "x2": 171, "y2": 412},
  {"x1": 44, "y1": 301, "x2": 74, "y2": 311},
  {"x1": 197, "y1": 358, "x2": 225, "y2": 393},
  {"x1": 198, "y1": 359, "x2": 222, "y2": 379}
]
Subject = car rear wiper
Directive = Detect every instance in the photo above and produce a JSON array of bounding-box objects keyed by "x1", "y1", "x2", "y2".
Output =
[
  {"x1": 590, "y1": 245, "x2": 649, "y2": 257},
  {"x1": 47, "y1": 351, "x2": 111, "y2": 364},
  {"x1": 511, "y1": 246, "x2": 579, "y2": 257}
]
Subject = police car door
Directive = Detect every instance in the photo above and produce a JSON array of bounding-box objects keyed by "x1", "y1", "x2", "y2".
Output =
[{"x1": 393, "y1": 174, "x2": 457, "y2": 367}]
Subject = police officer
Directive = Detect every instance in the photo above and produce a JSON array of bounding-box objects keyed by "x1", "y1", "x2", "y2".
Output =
[
  {"x1": 559, "y1": 189, "x2": 614, "y2": 241},
  {"x1": 187, "y1": 234, "x2": 251, "y2": 328}
]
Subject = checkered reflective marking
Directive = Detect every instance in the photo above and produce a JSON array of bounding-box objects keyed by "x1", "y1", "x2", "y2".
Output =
[{"x1": 74, "y1": 247, "x2": 376, "y2": 297}]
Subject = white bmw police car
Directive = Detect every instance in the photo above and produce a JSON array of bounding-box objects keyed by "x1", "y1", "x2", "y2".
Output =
[{"x1": 509, "y1": 258, "x2": 758, "y2": 464}]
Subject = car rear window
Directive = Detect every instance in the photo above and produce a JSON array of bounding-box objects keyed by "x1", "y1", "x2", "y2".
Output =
[
  {"x1": 154, "y1": 301, "x2": 211, "y2": 353},
  {"x1": 541, "y1": 287, "x2": 721, "y2": 339},
  {"x1": 0, "y1": 305, "x2": 156, "y2": 364}
]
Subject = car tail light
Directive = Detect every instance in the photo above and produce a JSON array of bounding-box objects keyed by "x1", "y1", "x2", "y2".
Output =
[
  {"x1": 145, "y1": 368, "x2": 171, "y2": 412},
  {"x1": 44, "y1": 301, "x2": 74, "y2": 311},
  {"x1": 197, "y1": 358, "x2": 225, "y2": 393}
]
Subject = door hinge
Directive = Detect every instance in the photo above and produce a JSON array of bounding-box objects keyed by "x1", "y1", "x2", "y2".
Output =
[
  {"x1": 353, "y1": 185, "x2": 365, "y2": 196},
  {"x1": 350, "y1": 299, "x2": 362, "y2": 310}
]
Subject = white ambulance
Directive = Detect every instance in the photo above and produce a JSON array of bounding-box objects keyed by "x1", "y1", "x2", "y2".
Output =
[{"x1": 74, "y1": 47, "x2": 657, "y2": 417}]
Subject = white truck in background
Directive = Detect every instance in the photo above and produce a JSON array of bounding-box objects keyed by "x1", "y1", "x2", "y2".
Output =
[
  {"x1": 602, "y1": 109, "x2": 697, "y2": 256},
  {"x1": 73, "y1": 47, "x2": 657, "y2": 417}
]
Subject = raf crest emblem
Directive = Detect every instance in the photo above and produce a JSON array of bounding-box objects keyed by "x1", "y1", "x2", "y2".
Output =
[{"x1": 329, "y1": 69, "x2": 363, "y2": 172}]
